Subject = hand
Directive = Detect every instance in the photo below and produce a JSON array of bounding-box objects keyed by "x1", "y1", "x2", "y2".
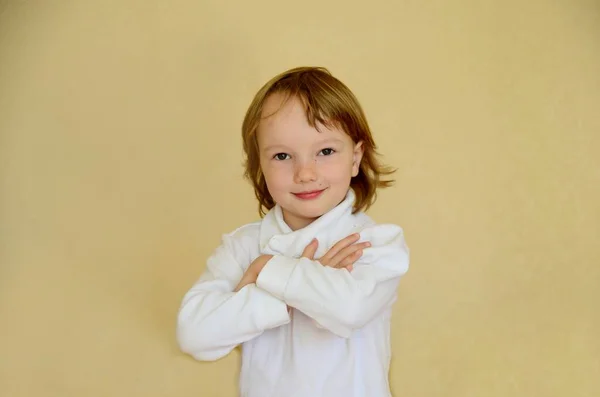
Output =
[
  {"x1": 234, "y1": 254, "x2": 273, "y2": 292},
  {"x1": 301, "y1": 233, "x2": 370, "y2": 271}
]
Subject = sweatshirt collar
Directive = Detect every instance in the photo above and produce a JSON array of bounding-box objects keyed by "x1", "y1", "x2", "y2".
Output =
[{"x1": 260, "y1": 189, "x2": 356, "y2": 257}]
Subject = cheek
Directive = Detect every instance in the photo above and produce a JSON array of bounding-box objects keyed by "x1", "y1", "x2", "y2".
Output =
[
  {"x1": 320, "y1": 156, "x2": 354, "y2": 178},
  {"x1": 262, "y1": 163, "x2": 290, "y2": 186}
]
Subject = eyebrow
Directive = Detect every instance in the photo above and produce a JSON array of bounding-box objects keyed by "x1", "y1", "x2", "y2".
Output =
[
  {"x1": 262, "y1": 144, "x2": 290, "y2": 153},
  {"x1": 262, "y1": 138, "x2": 345, "y2": 153},
  {"x1": 319, "y1": 138, "x2": 345, "y2": 146}
]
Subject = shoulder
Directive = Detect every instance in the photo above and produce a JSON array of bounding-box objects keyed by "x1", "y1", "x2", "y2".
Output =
[
  {"x1": 219, "y1": 221, "x2": 262, "y2": 265},
  {"x1": 353, "y1": 214, "x2": 409, "y2": 273},
  {"x1": 224, "y1": 221, "x2": 261, "y2": 241},
  {"x1": 352, "y1": 212, "x2": 406, "y2": 247},
  {"x1": 221, "y1": 221, "x2": 261, "y2": 249}
]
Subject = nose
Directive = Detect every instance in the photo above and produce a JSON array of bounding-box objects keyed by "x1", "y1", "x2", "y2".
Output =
[{"x1": 294, "y1": 160, "x2": 317, "y2": 184}]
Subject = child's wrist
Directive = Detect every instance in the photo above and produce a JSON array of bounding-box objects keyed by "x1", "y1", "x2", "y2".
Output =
[{"x1": 252, "y1": 254, "x2": 273, "y2": 276}]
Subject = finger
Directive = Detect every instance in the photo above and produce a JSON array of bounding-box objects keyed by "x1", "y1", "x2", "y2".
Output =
[
  {"x1": 346, "y1": 264, "x2": 354, "y2": 272},
  {"x1": 301, "y1": 238, "x2": 319, "y2": 259},
  {"x1": 336, "y1": 249, "x2": 363, "y2": 268},
  {"x1": 331, "y1": 242, "x2": 371, "y2": 268},
  {"x1": 301, "y1": 239, "x2": 318, "y2": 259},
  {"x1": 334, "y1": 248, "x2": 365, "y2": 268},
  {"x1": 338, "y1": 241, "x2": 371, "y2": 268},
  {"x1": 320, "y1": 233, "x2": 360, "y2": 262}
]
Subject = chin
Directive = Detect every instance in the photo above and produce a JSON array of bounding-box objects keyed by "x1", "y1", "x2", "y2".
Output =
[
  {"x1": 301, "y1": 204, "x2": 334, "y2": 218},
  {"x1": 305, "y1": 210, "x2": 328, "y2": 220},
  {"x1": 291, "y1": 206, "x2": 327, "y2": 220}
]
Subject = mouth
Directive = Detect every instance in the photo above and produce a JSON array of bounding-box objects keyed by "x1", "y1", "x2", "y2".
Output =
[{"x1": 292, "y1": 189, "x2": 326, "y2": 200}]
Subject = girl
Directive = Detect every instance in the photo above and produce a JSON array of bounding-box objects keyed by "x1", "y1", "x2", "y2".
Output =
[{"x1": 177, "y1": 67, "x2": 409, "y2": 397}]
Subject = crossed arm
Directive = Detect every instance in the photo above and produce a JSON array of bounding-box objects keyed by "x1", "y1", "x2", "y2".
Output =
[{"x1": 176, "y1": 227, "x2": 408, "y2": 360}]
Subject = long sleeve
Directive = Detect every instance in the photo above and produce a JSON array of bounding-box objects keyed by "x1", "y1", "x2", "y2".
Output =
[
  {"x1": 176, "y1": 232, "x2": 291, "y2": 361},
  {"x1": 255, "y1": 225, "x2": 409, "y2": 338}
]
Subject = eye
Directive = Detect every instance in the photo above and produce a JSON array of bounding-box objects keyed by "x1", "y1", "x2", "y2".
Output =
[
  {"x1": 273, "y1": 153, "x2": 290, "y2": 161},
  {"x1": 319, "y1": 148, "x2": 335, "y2": 156}
]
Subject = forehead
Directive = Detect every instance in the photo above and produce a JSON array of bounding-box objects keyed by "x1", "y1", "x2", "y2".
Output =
[
  {"x1": 260, "y1": 93, "x2": 307, "y2": 130},
  {"x1": 258, "y1": 93, "x2": 350, "y2": 145}
]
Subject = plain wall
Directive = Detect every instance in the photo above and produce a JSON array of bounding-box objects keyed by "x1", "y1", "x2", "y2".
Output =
[{"x1": 1, "y1": 1, "x2": 599, "y2": 396}]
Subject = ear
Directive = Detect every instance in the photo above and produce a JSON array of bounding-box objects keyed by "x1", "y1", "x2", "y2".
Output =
[{"x1": 351, "y1": 141, "x2": 364, "y2": 177}]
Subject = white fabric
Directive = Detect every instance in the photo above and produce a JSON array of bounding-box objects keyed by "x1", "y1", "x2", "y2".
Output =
[{"x1": 177, "y1": 189, "x2": 409, "y2": 397}]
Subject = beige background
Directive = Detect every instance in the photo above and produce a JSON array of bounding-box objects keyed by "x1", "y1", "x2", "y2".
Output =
[{"x1": 1, "y1": 0, "x2": 599, "y2": 396}]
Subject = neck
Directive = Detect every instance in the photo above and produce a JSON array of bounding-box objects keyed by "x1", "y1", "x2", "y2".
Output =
[
  {"x1": 282, "y1": 211, "x2": 319, "y2": 231},
  {"x1": 281, "y1": 194, "x2": 351, "y2": 231}
]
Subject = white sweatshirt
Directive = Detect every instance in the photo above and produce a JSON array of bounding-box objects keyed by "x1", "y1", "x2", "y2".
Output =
[{"x1": 177, "y1": 189, "x2": 409, "y2": 397}]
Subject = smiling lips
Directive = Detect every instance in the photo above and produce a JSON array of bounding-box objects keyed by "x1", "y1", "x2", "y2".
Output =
[{"x1": 292, "y1": 189, "x2": 325, "y2": 200}]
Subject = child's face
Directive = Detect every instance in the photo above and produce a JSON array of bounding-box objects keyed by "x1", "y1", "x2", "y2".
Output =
[{"x1": 257, "y1": 93, "x2": 363, "y2": 231}]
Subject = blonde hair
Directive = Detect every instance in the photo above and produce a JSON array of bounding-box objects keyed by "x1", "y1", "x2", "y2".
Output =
[{"x1": 242, "y1": 66, "x2": 395, "y2": 216}]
